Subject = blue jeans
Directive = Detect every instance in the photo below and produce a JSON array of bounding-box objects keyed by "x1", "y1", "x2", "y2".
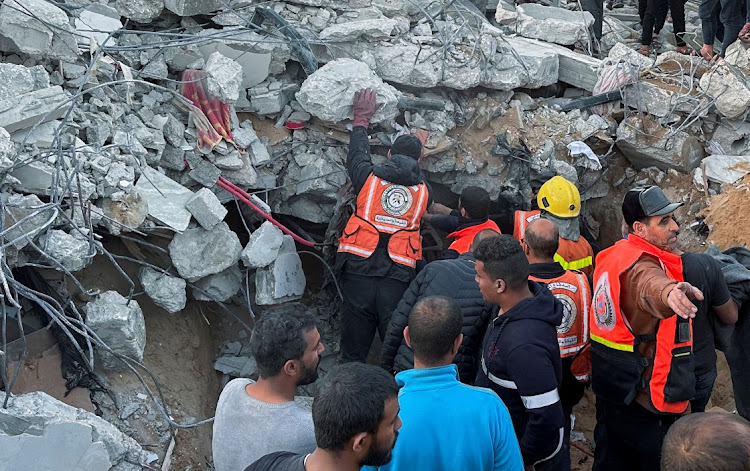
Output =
[{"x1": 691, "y1": 367, "x2": 718, "y2": 412}]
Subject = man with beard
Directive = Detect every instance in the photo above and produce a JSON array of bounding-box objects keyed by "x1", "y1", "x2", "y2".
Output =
[
  {"x1": 245, "y1": 363, "x2": 402, "y2": 471},
  {"x1": 213, "y1": 304, "x2": 324, "y2": 471}
]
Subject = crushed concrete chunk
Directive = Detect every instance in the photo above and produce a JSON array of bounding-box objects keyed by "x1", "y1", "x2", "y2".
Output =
[
  {"x1": 75, "y1": 4, "x2": 123, "y2": 47},
  {"x1": 169, "y1": 222, "x2": 242, "y2": 282},
  {"x1": 296, "y1": 58, "x2": 401, "y2": 124},
  {"x1": 319, "y1": 18, "x2": 398, "y2": 41},
  {"x1": 0, "y1": 0, "x2": 79, "y2": 61},
  {"x1": 608, "y1": 42, "x2": 654, "y2": 70},
  {"x1": 37, "y1": 230, "x2": 93, "y2": 273},
  {"x1": 214, "y1": 355, "x2": 258, "y2": 377},
  {"x1": 0, "y1": 127, "x2": 13, "y2": 172},
  {"x1": 135, "y1": 166, "x2": 194, "y2": 232},
  {"x1": 101, "y1": 191, "x2": 149, "y2": 235},
  {"x1": 139, "y1": 267, "x2": 187, "y2": 314},
  {"x1": 241, "y1": 221, "x2": 284, "y2": 269},
  {"x1": 0, "y1": 86, "x2": 71, "y2": 133},
  {"x1": 205, "y1": 52, "x2": 244, "y2": 104},
  {"x1": 193, "y1": 264, "x2": 242, "y2": 302},
  {"x1": 9, "y1": 160, "x2": 54, "y2": 194},
  {"x1": 3, "y1": 194, "x2": 56, "y2": 250},
  {"x1": 616, "y1": 115, "x2": 704, "y2": 173},
  {"x1": 516, "y1": 4, "x2": 594, "y2": 46},
  {"x1": 490, "y1": 37, "x2": 560, "y2": 90},
  {"x1": 255, "y1": 235, "x2": 306, "y2": 305},
  {"x1": 85, "y1": 291, "x2": 146, "y2": 370},
  {"x1": 164, "y1": 0, "x2": 221, "y2": 16},
  {"x1": 189, "y1": 160, "x2": 221, "y2": 187},
  {"x1": 701, "y1": 155, "x2": 750, "y2": 184},
  {"x1": 699, "y1": 63, "x2": 750, "y2": 119},
  {"x1": 186, "y1": 188, "x2": 227, "y2": 230},
  {"x1": 116, "y1": 0, "x2": 164, "y2": 23},
  {"x1": 0, "y1": 63, "x2": 35, "y2": 102}
]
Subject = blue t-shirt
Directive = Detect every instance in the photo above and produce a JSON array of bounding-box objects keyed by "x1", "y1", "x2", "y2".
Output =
[{"x1": 364, "y1": 364, "x2": 524, "y2": 471}]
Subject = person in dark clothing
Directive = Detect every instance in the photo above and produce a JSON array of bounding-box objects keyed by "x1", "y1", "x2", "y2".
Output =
[
  {"x1": 380, "y1": 229, "x2": 498, "y2": 383},
  {"x1": 640, "y1": 0, "x2": 691, "y2": 56},
  {"x1": 473, "y1": 234, "x2": 566, "y2": 470},
  {"x1": 336, "y1": 89, "x2": 431, "y2": 363},
  {"x1": 244, "y1": 363, "x2": 401, "y2": 471},
  {"x1": 679, "y1": 252, "x2": 737, "y2": 412},
  {"x1": 699, "y1": 0, "x2": 744, "y2": 59},
  {"x1": 524, "y1": 218, "x2": 591, "y2": 471}
]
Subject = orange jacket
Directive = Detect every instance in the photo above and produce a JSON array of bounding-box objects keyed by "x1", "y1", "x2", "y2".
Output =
[
  {"x1": 513, "y1": 210, "x2": 540, "y2": 241},
  {"x1": 589, "y1": 235, "x2": 693, "y2": 414},
  {"x1": 447, "y1": 219, "x2": 501, "y2": 254},
  {"x1": 338, "y1": 174, "x2": 429, "y2": 268}
]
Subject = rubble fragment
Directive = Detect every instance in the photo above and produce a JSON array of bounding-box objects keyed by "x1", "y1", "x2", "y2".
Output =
[
  {"x1": 699, "y1": 63, "x2": 750, "y2": 119},
  {"x1": 701, "y1": 155, "x2": 750, "y2": 185},
  {"x1": 241, "y1": 221, "x2": 285, "y2": 269},
  {"x1": 139, "y1": 267, "x2": 187, "y2": 314},
  {"x1": 164, "y1": 0, "x2": 221, "y2": 16},
  {"x1": 516, "y1": 4, "x2": 594, "y2": 46},
  {"x1": 255, "y1": 235, "x2": 306, "y2": 305},
  {"x1": 186, "y1": 188, "x2": 228, "y2": 230},
  {"x1": 616, "y1": 115, "x2": 704, "y2": 172},
  {"x1": 135, "y1": 166, "x2": 194, "y2": 232},
  {"x1": 85, "y1": 291, "x2": 146, "y2": 370},
  {"x1": 169, "y1": 222, "x2": 242, "y2": 282},
  {"x1": 75, "y1": 4, "x2": 123, "y2": 47},
  {"x1": 0, "y1": 63, "x2": 36, "y2": 102},
  {"x1": 0, "y1": 86, "x2": 71, "y2": 133},
  {"x1": 3, "y1": 194, "x2": 56, "y2": 250},
  {"x1": 115, "y1": 0, "x2": 164, "y2": 23},
  {"x1": 205, "y1": 52, "x2": 244, "y2": 104},
  {"x1": 193, "y1": 264, "x2": 242, "y2": 302},
  {"x1": 37, "y1": 229, "x2": 93, "y2": 273},
  {"x1": 0, "y1": 0, "x2": 79, "y2": 61}
]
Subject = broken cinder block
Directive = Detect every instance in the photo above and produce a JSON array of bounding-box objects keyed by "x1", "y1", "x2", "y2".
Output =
[
  {"x1": 139, "y1": 267, "x2": 187, "y2": 314},
  {"x1": 85, "y1": 291, "x2": 146, "y2": 370},
  {"x1": 186, "y1": 188, "x2": 228, "y2": 230},
  {"x1": 255, "y1": 235, "x2": 306, "y2": 305}
]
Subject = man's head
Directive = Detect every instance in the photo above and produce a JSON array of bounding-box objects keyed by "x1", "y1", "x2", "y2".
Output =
[
  {"x1": 474, "y1": 234, "x2": 529, "y2": 303},
  {"x1": 471, "y1": 228, "x2": 501, "y2": 253},
  {"x1": 458, "y1": 186, "x2": 490, "y2": 220},
  {"x1": 313, "y1": 363, "x2": 401, "y2": 467},
  {"x1": 537, "y1": 176, "x2": 581, "y2": 219},
  {"x1": 622, "y1": 186, "x2": 682, "y2": 250},
  {"x1": 661, "y1": 412, "x2": 750, "y2": 471},
  {"x1": 404, "y1": 296, "x2": 463, "y2": 367},
  {"x1": 389, "y1": 135, "x2": 423, "y2": 161},
  {"x1": 523, "y1": 217, "x2": 559, "y2": 263},
  {"x1": 250, "y1": 303, "x2": 324, "y2": 386}
]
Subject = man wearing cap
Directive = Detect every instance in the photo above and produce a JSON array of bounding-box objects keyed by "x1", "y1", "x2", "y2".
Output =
[
  {"x1": 336, "y1": 89, "x2": 432, "y2": 363},
  {"x1": 590, "y1": 186, "x2": 704, "y2": 471}
]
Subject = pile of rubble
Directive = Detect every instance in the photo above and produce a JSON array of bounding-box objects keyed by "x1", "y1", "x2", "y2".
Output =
[{"x1": 1, "y1": 0, "x2": 750, "y2": 467}]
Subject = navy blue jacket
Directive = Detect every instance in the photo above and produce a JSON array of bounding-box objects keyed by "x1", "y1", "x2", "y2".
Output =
[{"x1": 475, "y1": 281, "x2": 565, "y2": 467}]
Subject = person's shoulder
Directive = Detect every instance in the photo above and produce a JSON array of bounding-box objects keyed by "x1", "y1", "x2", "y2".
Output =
[
  {"x1": 243, "y1": 452, "x2": 306, "y2": 471},
  {"x1": 219, "y1": 378, "x2": 253, "y2": 398}
]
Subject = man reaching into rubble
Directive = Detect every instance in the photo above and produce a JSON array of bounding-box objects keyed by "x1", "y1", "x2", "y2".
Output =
[
  {"x1": 212, "y1": 304, "x2": 324, "y2": 471},
  {"x1": 336, "y1": 89, "x2": 431, "y2": 363}
]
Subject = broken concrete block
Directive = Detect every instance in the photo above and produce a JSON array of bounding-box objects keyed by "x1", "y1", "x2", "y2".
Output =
[
  {"x1": 616, "y1": 115, "x2": 704, "y2": 173},
  {"x1": 169, "y1": 221, "x2": 242, "y2": 282},
  {"x1": 164, "y1": 0, "x2": 221, "y2": 16},
  {"x1": 0, "y1": 86, "x2": 71, "y2": 133},
  {"x1": 516, "y1": 4, "x2": 594, "y2": 46},
  {"x1": 214, "y1": 355, "x2": 259, "y2": 377},
  {"x1": 241, "y1": 221, "x2": 284, "y2": 269},
  {"x1": 699, "y1": 63, "x2": 750, "y2": 119},
  {"x1": 297, "y1": 158, "x2": 348, "y2": 200},
  {"x1": 255, "y1": 235, "x2": 306, "y2": 305},
  {"x1": 9, "y1": 160, "x2": 54, "y2": 194},
  {"x1": 220, "y1": 153, "x2": 261, "y2": 188},
  {"x1": 116, "y1": 0, "x2": 164, "y2": 23},
  {"x1": 100, "y1": 190, "x2": 149, "y2": 235},
  {"x1": 527, "y1": 39, "x2": 602, "y2": 92},
  {"x1": 101, "y1": 162, "x2": 135, "y2": 198},
  {"x1": 0, "y1": 0, "x2": 78, "y2": 61},
  {"x1": 75, "y1": 4, "x2": 123, "y2": 47},
  {"x1": 233, "y1": 126, "x2": 272, "y2": 166},
  {"x1": 489, "y1": 37, "x2": 560, "y2": 90},
  {"x1": 3, "y1": 194, "x2": 55, "y2": 250},
  {"x1": 139, "y1": 267, "x2": 186, "y2": 314},
  {"x1": 186, "y1": 188, "x2": 227, "y2": 230},
  {"x1": 608, "y1": 42, "x2": 654, "y2": 70},
  {"x1": 369, "y1": 42, "x2": 442, "y2": 88},
  {"x1": 0, "y1": 63, "x2": 36, "y2": 102},
  {"x1": 0, "y1": 127, "x2": 13, "y2": 172},
  {"x1": 37, "y1": 230, "x2": 92, "y2": 273},
  {"x1": 495, "y1": 0, "x2": 518, "y2": 24},
  {"x1": 160, "y1": 144, "x2": 187, "y2": 171},
  {"x1": 623, "y1": 79, "x2": 709, "y2": 118},
  {"x1": 213, "y1": 150, "x2": 245, "y2": 170},
  {"x1": 162, "y1": 113, "x2": 186, "y2": 147},
  {"x1": 710, "y1": 119, "x2": 750, "y2": 155},
  {"x1": 135, "y1": 166, "x2": 194, "y2": 232},
  {"x1": 0, "y1": 391, "x2": 150, "y2": 469},
  {"x1": 189, "y1": 160, "x2": 222, "y2": 188},
  {"x1": 296, "y1": 58, "x2": 401, "y2": 124},
  {"x1": 205, "y1": 52, "x2": 244, "y2": 104},
  {"x1": 85, "y1": 291, "x2": 146, "y2": 370},
  {"x1": 701, "y1": 155, "x2": 750, "y2": 184},
  {"x1": 249, "y1": 83, "x2": 296, "y2": 115},
  {"x1": 193, "y1": 264, "x2": 242, "y2": 302},
  {"x1": 319, "y1": 18, "x2": 398, "y2": 41}
]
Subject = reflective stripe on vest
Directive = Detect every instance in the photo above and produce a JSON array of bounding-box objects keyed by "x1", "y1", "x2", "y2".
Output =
[
  {"x1": 447, "y1": 219, "x2": 501, "y2": 254},
  {"x1": 589, "y1": 235, "x2": 693, "y2": 414},
  {"x1": 337, "y1": 173, "x2": 429, "y2": 268},
  {"x1": 513, "y1": 210, "x2": 541, "y2": 240},
  {"x1": 481, "y1": 356, "x2": 518, "y2": 389},
  {"x1": 555, "y1": 237, "x2": 594, "y2": 279},
  {"x1": 554, "y1": 253, "x2": 593, "y2": 271},
  {"x1": 530, "y1": 270, "x2": 591, "y2": 358}
]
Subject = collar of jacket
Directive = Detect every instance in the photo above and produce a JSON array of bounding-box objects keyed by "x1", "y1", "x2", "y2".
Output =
[{"x1": 395, "y1": 364, "x2": 460, "y2": 391}]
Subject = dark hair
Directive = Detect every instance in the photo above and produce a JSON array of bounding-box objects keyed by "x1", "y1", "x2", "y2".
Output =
[
  {"x1": 661, "y1": 412, "x2": 750, "y2": 471},
  {"x1": 459, "y1": 186, "x2": 490, "y2": 220},
  {"x1": 622, "y1": 188, "x2": 649, "y2": 232},
  {"x1": 250, "y1": 303, "x2": 317, "y2": 378},
  {"x1": 525, "y1": 219, "x2": 559, "y2": 259},
  {"x1": 312, "y1": 363, "x2": 399, "y2": 450},
  {"x1": 474, "y1": 234, "x2": 529, "y2": 289},
  {"x1": 391, "y1": 135, "x2": 422, "y2": 160},
  {"x1": 408, "y1": 296, "x2": 463, "y2": 364},
  {"x1": 471, "y1": 229, "x2": 501, "y2": 252}
]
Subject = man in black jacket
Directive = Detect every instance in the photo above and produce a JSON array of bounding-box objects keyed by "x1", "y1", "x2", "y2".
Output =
[
  {"x1": 474, "y1": 234, "x2": 565, "y2": 471},
  {"x1": 380, "y1": 229, "x2": 498, "y2": 383},
  {"x1": 336, "y1": 89, "x2": 431, "y2": 363}
]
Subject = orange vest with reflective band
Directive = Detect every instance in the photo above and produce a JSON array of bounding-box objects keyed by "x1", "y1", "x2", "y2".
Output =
[
  {"x1": 555, "y1": 237, "x2": 594, "y2": 279},
  {"x1": 513, "y1": 210, "x2": 540, "y2": 241},
  {"x1": 447, "y1": 219, "x2": 501, "y2": 254},
  {"x1": 530, "y1": 270, "x2": 590, "y2": 363},
  {"x1": 338, "y1": 174, "x2": 429, "y2": 268},
  {"x1": 589, "y1": 235, "x2": 693, "y2": 414}
]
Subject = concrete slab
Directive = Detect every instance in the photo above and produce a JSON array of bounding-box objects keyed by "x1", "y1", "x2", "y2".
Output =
[
  {"x1": 135, "y1": 166, "x2": 194, "y2": 232},
  {"x1": 0, "y1": 86, "x2": 71, "y2": 133}
]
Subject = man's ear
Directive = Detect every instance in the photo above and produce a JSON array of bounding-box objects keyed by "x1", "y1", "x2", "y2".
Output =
[
  {"x1": 452, "y1": 333, "x2": 464, "y2": 355},
  {"x1": 632, "y1": 220, "x2": 647, "y2": 238},
  {"x1": 282, "y1": 359, "x2": 298, "y2": 377},
  {"x1": 352, "y1": 432, "x2": 369, "y2": 454},
  {"x1": 460, "y1": 207, "x2": 467, "y2": 218},
  {"x1": 496, "y1": 278, "x2": 506, "y2": 294},
  {"x1": 403, "y1": 326, "x2": 412, "y2": 348},
  {"x1": 522, "y1": 240, "x2": 530, "y2": 256}
]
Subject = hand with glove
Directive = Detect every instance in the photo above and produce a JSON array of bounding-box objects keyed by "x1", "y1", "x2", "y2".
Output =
[{"x1": 352, "y1": 89, "x2": 377, "y2": 128}]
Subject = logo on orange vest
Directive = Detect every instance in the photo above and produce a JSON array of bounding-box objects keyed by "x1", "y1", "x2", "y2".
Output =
[
  {"x1": 381, "y1": 185, "x2": 413, "y2": 217},
  {"x1": 554, "y1": 293, "x2": 577, "y2": 334},
  {"x1": 593, "y1": 272, "x2": 616, "y2": 330}
]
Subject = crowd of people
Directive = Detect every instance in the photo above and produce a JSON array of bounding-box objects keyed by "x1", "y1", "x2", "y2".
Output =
[{"x1": 211, "y1": 90, "x2": 750, "y2": 471}]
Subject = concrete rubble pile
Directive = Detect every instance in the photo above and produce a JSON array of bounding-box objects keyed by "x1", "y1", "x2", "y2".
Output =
[{"x1": 0, "y1": 0, "x2": 749, "y2": 467}]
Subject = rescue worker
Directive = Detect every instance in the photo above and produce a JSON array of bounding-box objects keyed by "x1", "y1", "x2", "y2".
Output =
[
  {"x1": 423, "y1": 186, "x2": 501, "y2": 259},
  {"x1": 336, "y1": 89, "x2": 431, "y2": 363},
  {"x1": 590, "y1": 186, "x2": 704, "y2": 471},
  {"x1": 523, "y1": 218, "x2": 590, "y2": 471}
]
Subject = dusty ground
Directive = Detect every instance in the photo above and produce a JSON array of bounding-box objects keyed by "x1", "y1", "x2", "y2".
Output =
[{"x1": 702, "y1": 174, "x2": 750, "y2": 250}]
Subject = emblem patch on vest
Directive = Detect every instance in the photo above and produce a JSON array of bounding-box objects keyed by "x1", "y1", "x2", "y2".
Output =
[
  {"x1": 593, "y1": 272, "x2": 616, "y2": 331},
  {"x1": 554, "y1": 293, "x2": 577, "y2": 334},
  {"x1": 381, "y1": 185, "x2": 413, "y2": 217}
]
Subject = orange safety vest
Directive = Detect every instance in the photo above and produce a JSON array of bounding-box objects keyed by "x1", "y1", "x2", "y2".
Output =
[
  {"x1": 446, "y1": 219, "x2": 501, "y2": 254},
  {"x1": 513, "y1": 210, "x2": 540, "y2": 241},
  {"x1": 589, "y1": 235, "x2": 694, "y2": 414},
  {"x1": 338, "y1": 174, "x2": 429, "y2": 268}
]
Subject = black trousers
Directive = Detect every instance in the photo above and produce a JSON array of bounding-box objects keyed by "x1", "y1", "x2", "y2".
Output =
[
  {"x1": 699, "y1": 0, "x2": 744, "y2": 55},
  {"x1": 592, "y1": 397, "x2": 678, "y2": 471},
  {"x1": 340, "y1": 273, "x2": 409, "y2": 363},
  {"x1": 641, "y1": 0, "x2": 687, "y2": 46}
]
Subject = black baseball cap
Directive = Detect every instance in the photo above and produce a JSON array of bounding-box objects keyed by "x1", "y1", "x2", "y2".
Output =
[
  {"x1": 391, "y1": 134, "x2": 422, "y2": 160},
  {"x1": 622, "y1": 186, "x2": 683, "y2": 226}
]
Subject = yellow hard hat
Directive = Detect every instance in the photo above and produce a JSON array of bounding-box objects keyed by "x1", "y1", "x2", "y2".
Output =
[{"x1": 537, "y1": 176, "x2": 581, "y2": 218}]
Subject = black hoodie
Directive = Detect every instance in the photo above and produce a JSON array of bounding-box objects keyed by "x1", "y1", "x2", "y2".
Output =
[{"x1": 475, "y1": 280, "x2": 565, "y2": 467}]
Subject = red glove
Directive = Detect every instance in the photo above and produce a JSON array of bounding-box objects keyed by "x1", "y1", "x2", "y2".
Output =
[
  {"x1": 741, "y1": 23, "x2": 750, "y2": 43},
  {"x1": 352, "y1": 89, "x2": 377, "y2": 128}
]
